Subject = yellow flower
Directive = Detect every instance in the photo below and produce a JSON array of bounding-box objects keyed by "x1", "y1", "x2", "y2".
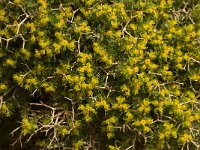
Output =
[
  {"x1": 30, "y1": 36, "x2": 36, "y2": 43},
  {"x1": 143, "y1": 23, "x2": 150, "y2": 30},
  {"x1": 106, "y1": 30, "x2": 113, "y2": 36},
  {"x1": 176, "y1": 29, "x2": 183, "y2": 36},
  {"x1": 176, "y1": 64, "x2": 183, "y2": 69},
  {"x1": 176, "y1": 57, "x2": 183, "y2": 63},
  {"x1": 121, "y1": 84, "x2": 130, "y2": 96},
  {"x1": 67, "y1": 41, "x2": 75, "y2": 52},
  {"x1": 53, "y1": 43, "x2": 61, "y2": 54},
  {"x1": 86, "y1": 66, "x2": 93, "y2": 74},
  {"x1": 110, "y1": 13, "x2": 117, "y2": 20},
  {"x1": 149, "y1": 63, "x2": 158, "y2": 70},
  {"x1": 159, "y1": 133, "x2": 165, "y2": 139},
  {"x1": 169, "y1": 27, "x2": 175, "y2": 33},
  {"x1": 190, "y1": 31, "x2": 196, "y2": 37},
  {"x1": 116, "y1": 96, "x2": 125, "y2": 103},
  {"x1": 40, "y1": 17, "x2": 49, "y2": 25},
  {"x1": 35, "y1": 50, "x2": 41, "y2": 58},
  {"x1": 91, "y1": 77, "x2": 99, "y2": 85},
  {"x1": 55, "y1": 32, "x2": 63, "y2": 40},
  {"x1": 0, "y1": 84, "x2": 7, "y2": 91},
  {"x1": 187, "y1": 24, "x2": 194, "y2": 32},
  {"x1": 144, "y1": 59, "x2": 151, "y2": 65},
  {"x1": 168, "y1": 20, "x2": 177, "y2": 27},
  {"x1": 61, "y1": 40, "x2": 69, "y2": 47},
  {"x1": 65, "y1": 7, "x2": 73, "y2": 18},
  {"x1": 114, "y1": 31, "x2": 122, "y2": 39},
  {"x1": 38, "y1": 31, "x2": 44, "y2": 37},
  {"x1": 126, "y1": 66, "x2": 133, "y2": 75},
  {"x1": 134, "y1": 49, "x2": 140, "y2": 55},
  {"x1": 143, "y1": 126, "x2": 150, "y2": 132},
  {"x1": 77, "y1": 67, "x2": 85, "y2": 73},
  {"x1": 185, "y1": 36, "x2": 190, "y2": 42},
  {"x1": 26, "y1": 23, "x2": 36, "y2": 32},
  {"x1": 133, "y1": 66, "x2": 139, "y2": 73},
  {"x1": 179, "y1": 134, "x2": 192, "y2": 143},
  {"x1": 166, "y1": 33, "x2": 173, "y2": 39},
  {"x1": 126, "y1": 112, "x2": 133, "y2": 121},
  {"x1": 56, "y1": 19, "x2": 65, "y2": 28},
  {"x1": 40, "y1": 49, "x2": 46, "y2": 55},
  {"x1": 5, "y1": 59, "x2": 15, "y2": 67},
  {"x1": 111, "y1": 21, "x2": 118, "y2": 28},
  {"x1": 171, "y1": 130, "x2": 177, "y2": 138},
  {"x1": 140, "y1": 120, "x2": 146, "y2": 126}
]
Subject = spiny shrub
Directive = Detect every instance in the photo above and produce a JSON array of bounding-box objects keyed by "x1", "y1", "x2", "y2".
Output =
[{"x1": 0, "y1": 0, "x2": 200, "y2": 149}]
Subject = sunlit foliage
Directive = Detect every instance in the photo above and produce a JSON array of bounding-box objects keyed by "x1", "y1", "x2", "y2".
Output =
[{"x1": 0, "y1": 0, "x2": 200, "y2": 149}]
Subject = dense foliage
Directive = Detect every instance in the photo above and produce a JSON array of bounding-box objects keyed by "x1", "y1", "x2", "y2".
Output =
[{"x1": 0, "y1": 0, "x2": 200, "y2": 149}]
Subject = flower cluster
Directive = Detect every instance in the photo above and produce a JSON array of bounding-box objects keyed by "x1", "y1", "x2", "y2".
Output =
[{"x1": 0, "y1": 0, "x2": 200, "y2": 149}]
